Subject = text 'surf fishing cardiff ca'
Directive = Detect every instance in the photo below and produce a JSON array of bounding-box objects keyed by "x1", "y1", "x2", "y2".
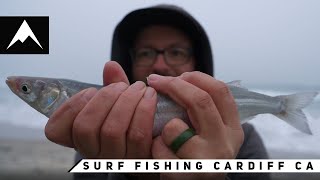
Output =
[{"x1": 5, "y1": 76, "x2": 318, "y2": 137}]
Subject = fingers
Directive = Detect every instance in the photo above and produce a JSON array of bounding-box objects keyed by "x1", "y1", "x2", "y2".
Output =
[
  {"x1": 46, "y1": 62, "x2": 156, "y2": 159},
  {"x1": 147, "y1": 73, "x2": 244, "y2": 156},
  {"x1": 45, "y1": 88, "x2": 97, "y2": 147},
  {"x1": 72, "y1": 82, "x2": 128, "y2": 158},
  {"x1": 180, "y1": 72, "x2": 241, "y2": 129},
  {"x1": 152, "y1": 136, "x2": 177, "y2": 159},
  {"x1": 147, "y1": 74, "x2": 224, "y2": 137},
  {"x1": 99, "y1": 81, "x2": 147, "y2": 158},
  {"x1": 103, "y1": 61, "x2": 130, "y2": 85},
  {"x1": 126, "y1": 87, "x2": 157, "y2": 158},
  {"x1": 102, "y1": 61, "x2": 158, "y2": 158},
  {"x1": 179, "y1": 72, "x2": 243, "y2": 150},
  {"x1": 160, "y1": 118, "x2": 203, "y2": 159}
]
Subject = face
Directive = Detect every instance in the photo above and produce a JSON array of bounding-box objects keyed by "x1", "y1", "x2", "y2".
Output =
[{"x1": 132, "y1": 25, "x2": 195, "y2": 82}]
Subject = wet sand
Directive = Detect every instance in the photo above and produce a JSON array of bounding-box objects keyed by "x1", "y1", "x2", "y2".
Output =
[
  {"x1": 0, "y1": 138, "x2": 75, "y2": 180},
  {"x1": 0, "y1": 123, "x2": 75, "y2": 180}
]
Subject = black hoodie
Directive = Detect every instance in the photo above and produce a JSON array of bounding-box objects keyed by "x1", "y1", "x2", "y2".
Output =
[
  {"x1": 75, "y1": 4, "x2": 270, "y2": 180},
  {"x1": 111, "y1": 4, "x2": 213, "y2": 83}
]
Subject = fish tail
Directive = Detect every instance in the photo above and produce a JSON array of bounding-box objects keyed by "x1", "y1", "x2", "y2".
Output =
[{"x1": 275, "y1": 92, "x2": 318, "y2": 135}]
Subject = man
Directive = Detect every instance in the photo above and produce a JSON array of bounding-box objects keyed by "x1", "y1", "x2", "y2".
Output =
[{"x1": 45, "y1": 4, "x2": 270, "y2": 180}]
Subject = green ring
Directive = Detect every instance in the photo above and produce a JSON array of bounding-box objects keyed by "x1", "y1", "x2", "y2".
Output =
[{"x1": 170, "y1": 128, "x2": 196, "y2": 153}]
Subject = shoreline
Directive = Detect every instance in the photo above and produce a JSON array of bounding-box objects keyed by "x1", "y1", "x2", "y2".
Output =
[
  {"x1": 0, "y1": 138, "x2": 75, "y2": 180},
  {"x1": 0, "y1": 123, "x2": 75, "y2": 179},
  {"x1": 0, "y1": 122, "x2": 46, "y2": 140}
]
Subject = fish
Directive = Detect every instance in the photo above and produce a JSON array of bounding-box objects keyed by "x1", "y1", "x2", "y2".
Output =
[{"x1": 5, "y1": 76, "x2": 318, "y2": 136}]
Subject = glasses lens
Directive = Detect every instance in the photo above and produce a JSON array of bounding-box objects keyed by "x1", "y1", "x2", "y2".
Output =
[
  {"x1": 165, "y1": 47, "x2": 191, "y2": 65},
  {"x1": 133, "y1": 48, "x2": 156, "y2": 66}
]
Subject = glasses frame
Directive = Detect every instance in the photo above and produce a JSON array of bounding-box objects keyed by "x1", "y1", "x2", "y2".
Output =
[{"x1": 130, "y1": 47, "x2": 193, "y2": 67}]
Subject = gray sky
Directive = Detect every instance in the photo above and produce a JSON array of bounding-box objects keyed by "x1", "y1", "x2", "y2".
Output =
[{"x1": 0, "y1": 0, "x2": 319, "y2": 88}]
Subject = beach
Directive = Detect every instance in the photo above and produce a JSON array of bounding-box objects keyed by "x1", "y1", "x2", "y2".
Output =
[{"x1": 0, "y1": 123, "x2": 75, "y2": 180}]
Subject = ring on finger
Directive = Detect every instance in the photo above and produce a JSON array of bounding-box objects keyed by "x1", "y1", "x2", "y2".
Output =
[{"x1": 169, "y1": 128, "x2": 196, "y2": 153}]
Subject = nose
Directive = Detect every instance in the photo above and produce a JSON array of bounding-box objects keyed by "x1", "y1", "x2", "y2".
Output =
[{"x1": 152, "y1": 54, "x2": 170, "y2": 70}]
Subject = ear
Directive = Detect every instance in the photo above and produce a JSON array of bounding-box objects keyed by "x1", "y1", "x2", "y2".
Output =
[{"x1": 103, "y1": 61, "x2": 130, "y2": 86}]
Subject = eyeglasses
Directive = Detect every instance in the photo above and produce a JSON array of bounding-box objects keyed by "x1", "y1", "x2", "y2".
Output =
[{"x1": 131, "y1": 47, "x2": 193, "y2": 67}]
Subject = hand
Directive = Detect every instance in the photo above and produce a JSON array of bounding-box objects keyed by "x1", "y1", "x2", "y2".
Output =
[
  {"x1": 45, "y1": 61, "x2": 157, "y2": 159},
  {"x1": 148, "y1": 72, "x2": 244, "y2": 180}
]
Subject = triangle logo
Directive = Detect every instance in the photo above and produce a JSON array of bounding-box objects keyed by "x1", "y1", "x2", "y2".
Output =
[
  {"x1": 7, "y1": 20, "x2": 43, "y2": 49},
  {"x1": 0, "y1": 17, "x2": 49, "y2": 54}
]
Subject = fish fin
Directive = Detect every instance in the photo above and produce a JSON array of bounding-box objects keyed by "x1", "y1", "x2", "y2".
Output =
[
  {"x1": 275, "y1": 92, "x2": 318, "y2": 135},
  {"x1": 227, "y1": 80, "x2": 248, "y2": 90}
]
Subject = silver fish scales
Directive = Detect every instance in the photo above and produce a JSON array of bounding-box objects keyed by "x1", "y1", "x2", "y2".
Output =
[{"x1": 6, "y1": 76, "x2": 318, "y2": 136}]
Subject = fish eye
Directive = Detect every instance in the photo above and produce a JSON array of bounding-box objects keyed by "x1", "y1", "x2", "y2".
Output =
[{"x1": 21, "y1": 83, "x2": 31, "y2": 94}]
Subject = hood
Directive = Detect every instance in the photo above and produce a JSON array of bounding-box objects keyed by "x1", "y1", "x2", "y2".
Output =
[{"x1": 111, "y1": 4, "x2": 214, "y2": 83}]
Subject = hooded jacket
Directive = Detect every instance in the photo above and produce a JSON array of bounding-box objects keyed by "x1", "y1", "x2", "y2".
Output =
[
  {"x1": 111, "y1": 4, "x2": 213, "y2": 83},
  {"x1": 75, "y1": 4, "x2": 270, "y2": 180}
]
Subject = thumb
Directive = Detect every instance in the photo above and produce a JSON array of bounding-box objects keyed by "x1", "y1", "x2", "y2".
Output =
[
  {"x1": 103, "y1": 61, "x2": 130, "y2": 86},
  {"x1": 152, "y1": 136, "x2": 178, "y2": 159}
]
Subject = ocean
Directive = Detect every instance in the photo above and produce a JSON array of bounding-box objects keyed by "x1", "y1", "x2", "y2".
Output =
[{"x1": 0, "y1": 84, "x2": 320, "y2": 159}]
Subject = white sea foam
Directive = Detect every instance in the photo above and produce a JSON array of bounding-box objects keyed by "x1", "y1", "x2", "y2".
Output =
[{"x1": 250, "y1": 112, "x2": 320, "y2": 158}]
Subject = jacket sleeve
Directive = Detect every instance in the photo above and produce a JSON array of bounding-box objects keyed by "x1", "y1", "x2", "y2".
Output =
[{"x1": 227, "y1": 123, "x2": 271, "y2": 180}]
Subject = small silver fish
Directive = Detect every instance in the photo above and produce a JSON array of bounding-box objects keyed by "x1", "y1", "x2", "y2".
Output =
[{"x1": 5, "y1": 76, "x2": 318, "y2": 136}]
